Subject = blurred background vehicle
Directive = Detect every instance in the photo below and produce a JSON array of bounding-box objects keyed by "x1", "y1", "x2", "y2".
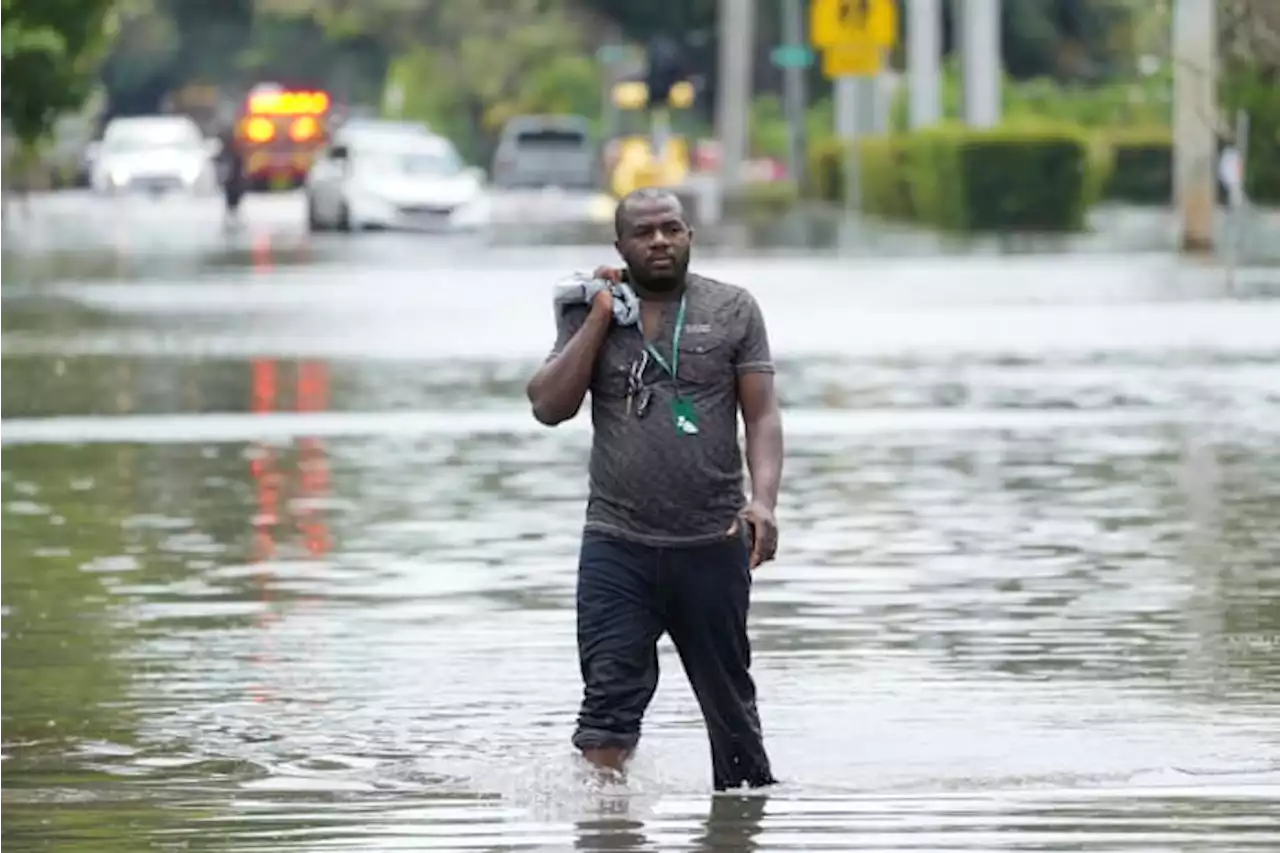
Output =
[
  {"x1": 304, "y1": 128, "x2": 488, "y2": 232},
  {"x1": 490, "y1": 114, "x2": 597, "y2": 191},
  {"x1": 601, "y1": 77, "x2": 696, "y2": 201},
  {"x1": 335, "y1": 117, "x2": 433, "y2": 138},
  {"x1": 44, "y1": 111, "x2": 103, "y2": 189},
  {"x1": 87, "y1": 114, "x2": 220, "y2": 195},
  {"x1": 236, "y1": 82, "x2": 335, "y2": 192}
]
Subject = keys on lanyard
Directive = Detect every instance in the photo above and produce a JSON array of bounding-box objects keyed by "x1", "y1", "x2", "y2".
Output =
[{"x1": 626, "y1": 350, "x2": 652, "y2": 418}]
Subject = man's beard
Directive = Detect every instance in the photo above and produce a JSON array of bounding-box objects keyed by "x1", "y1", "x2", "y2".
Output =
[
  {"x1": 644, "y1": 274, "x2": 682, "y2": 292},
  {"x1": 633, "y1": 255, "x2": 689, "y2": 292}
]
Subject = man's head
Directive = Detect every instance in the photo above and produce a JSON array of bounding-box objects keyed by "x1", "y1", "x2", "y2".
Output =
[{"x1": 613, "y1": 188, "x2": 693, "y2": 292}]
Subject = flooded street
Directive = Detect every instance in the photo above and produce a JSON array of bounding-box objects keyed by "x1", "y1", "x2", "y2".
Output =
[{"x1": 3, "y1": 192, "x2": 1280, "y2": 851}]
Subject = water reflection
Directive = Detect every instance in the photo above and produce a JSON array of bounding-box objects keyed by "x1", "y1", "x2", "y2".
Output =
[
  {"x1": 248, "y1": 358, "x2": 333, "y2": 561},
  {"x1": 693, "y1": 795, "x2": 768, "y2": 852},
  {"x1": 4, "y1": 408, "x2": 1278, "y2": 849},
  {"x1": 571, "y1": 794, "x2": 768, "y2": 852}
]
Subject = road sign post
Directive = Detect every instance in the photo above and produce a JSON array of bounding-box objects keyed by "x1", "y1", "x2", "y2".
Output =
[
  {"x1": 821, "y1": 43, "x2": 881, "y2": 77},
  {"x1": 810, "y1": 0, "x2": 898, "y2": 217},
  {"x1": 777, "y1": 0, "x2": 812, "y2": 191}
]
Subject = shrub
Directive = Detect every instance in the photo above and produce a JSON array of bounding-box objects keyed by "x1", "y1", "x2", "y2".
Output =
[
  {"x1": 1100, "y1": 129, "x2": 1172, "y2": 204},
  {"x1": 721, "y1": 180, "x2": 801, "y2": 223},
  {"x1": 809, "y1": 124, "x2": 1092, "y2": 232}
]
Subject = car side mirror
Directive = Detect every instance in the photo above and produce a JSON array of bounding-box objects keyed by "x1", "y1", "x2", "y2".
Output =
[
  {"x1": 204, "y1": 137, "x2": 223, "y2": 158},
  {"x1": 465, "y1": 165, "x2": 485, "y2": 182}
]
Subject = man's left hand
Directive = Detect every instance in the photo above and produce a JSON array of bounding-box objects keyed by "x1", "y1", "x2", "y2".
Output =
[{"x1": 739, "y1": 501, "x2": 778, "y2": 570}]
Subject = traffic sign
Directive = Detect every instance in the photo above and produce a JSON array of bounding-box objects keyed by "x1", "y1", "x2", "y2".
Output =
[
  {"x1": 821, "y1": 43, "x2": 883, "y2": 78},
  {"x1": 771, "y1": 45, "x2": 815, "y2": 68},
  {"x1": 810, "y1": 0, "x2": 899, "y2": 49},
  {"x1": 596, "y1": 44, "x2": 630, "y2": 63}
]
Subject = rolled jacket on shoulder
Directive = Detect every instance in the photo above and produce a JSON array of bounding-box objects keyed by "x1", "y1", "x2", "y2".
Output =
[{"x1": 552, "y1": 272, "x2": 641, "y2": 327}]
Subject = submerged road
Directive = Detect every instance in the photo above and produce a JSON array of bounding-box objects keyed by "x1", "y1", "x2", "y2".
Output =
[{"x1": 3, "y1": 189, "x2": 1280, "y2": 851}]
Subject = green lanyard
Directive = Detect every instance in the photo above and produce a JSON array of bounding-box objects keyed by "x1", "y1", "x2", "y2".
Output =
[{"x1": 639, "y1": 294, "x2": 687, "y2": 387}]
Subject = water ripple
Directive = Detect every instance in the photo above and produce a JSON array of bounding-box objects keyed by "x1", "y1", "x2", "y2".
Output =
[{"x1": 4, "y1": 248, "x2": 1279, "y2": 850}]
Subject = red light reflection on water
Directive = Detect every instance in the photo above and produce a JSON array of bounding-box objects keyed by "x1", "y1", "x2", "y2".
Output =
[{"x1": 248, "y1": 356, "x2": 333, "y2": 702}]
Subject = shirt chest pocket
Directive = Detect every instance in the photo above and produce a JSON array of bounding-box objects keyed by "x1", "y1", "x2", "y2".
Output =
[{"x1": 675, "y1": 336, "x2": 730, "y2": 388}]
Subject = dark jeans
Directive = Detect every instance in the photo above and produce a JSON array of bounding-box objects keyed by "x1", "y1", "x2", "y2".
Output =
[{"x1": 572, "y1": 529, "x2": 776, "y2": 791}]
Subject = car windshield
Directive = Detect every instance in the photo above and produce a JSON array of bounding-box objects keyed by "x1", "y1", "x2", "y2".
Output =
[
  {"x1": 358, "y1": 144, "x2": 464, "y2": 177},
  {"x1": 104, "y1": 121, "x2": 202, "y2": 152}
]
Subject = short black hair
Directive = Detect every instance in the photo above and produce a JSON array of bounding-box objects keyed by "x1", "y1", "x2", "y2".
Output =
[{"x1": 614, "y1": 187, "x2": 684, "y2": 238}]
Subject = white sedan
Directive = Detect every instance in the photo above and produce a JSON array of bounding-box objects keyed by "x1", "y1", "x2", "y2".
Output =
[
  {"x1": 88, "y1": 115, "x2": 220, "y2": 195},
  {"x1": 304, "y1": 132, "x2": 489, "y2": 232}
]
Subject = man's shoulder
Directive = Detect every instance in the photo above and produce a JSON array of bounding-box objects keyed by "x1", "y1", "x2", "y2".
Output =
[{"x1": 688, "y1": 273, "x2": 759, "y2": 310}]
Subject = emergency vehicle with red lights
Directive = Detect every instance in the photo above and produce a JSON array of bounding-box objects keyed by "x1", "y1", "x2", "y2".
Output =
[{"x1": 237, "y1": 83, "x2": 334, "y2": 190}]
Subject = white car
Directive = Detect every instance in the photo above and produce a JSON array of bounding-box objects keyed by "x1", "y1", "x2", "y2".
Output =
[
  {"x1": 88, "y1": 115, "x2": 220, "y2": 195},
  {"x1": 304, "y1": 132, "x2": 489, "y2": 232}
]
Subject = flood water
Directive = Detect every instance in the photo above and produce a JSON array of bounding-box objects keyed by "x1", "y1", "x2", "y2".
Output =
[{"x1": 3, "y1": 193, "x2": 1280, "y2": 851}]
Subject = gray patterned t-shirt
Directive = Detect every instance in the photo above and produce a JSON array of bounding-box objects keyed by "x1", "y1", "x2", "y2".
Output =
[{"x1": 547, "y1": 273, "x2": 775, "y2": 546}]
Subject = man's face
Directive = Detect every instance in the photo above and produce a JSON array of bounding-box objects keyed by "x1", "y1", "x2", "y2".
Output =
[{"x1": 615, "y1": 198, "x2": 693, "y2": 290}]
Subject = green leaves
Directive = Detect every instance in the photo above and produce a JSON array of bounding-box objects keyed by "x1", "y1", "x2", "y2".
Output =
[
  {"x1": 2, "y1": 20, "x2": 67, "y2": 63},
  {"x1": 349, "y1": 0, "x2": 600, "y2": 160},
  {"x1": 2, "y1": 0, "x2": 117, "y2": 146}
]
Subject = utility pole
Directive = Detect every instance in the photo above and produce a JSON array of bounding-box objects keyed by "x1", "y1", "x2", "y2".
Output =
[
  {"x1": 716, "y1": 0, "x2": 755, "y2": 193},
  {"x1": 960, "y1": 0, "x2": 1001, "y2": 128},
  {"x1": 779, "y1": 0, "x2": 808, "y2": 188},
  {"x1": 833, "y1": 76, "x2": 864, "y2": 215},
  {"x1": 1173, "y1": 0, "x2": 1217, "y2": 253},
  {"x1": 907, "y1": 0, "x2": 942, "y2": 128}
]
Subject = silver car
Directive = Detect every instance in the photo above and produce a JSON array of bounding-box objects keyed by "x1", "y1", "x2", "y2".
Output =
[
  {"x1": 89, "y1": 115, "x2": 221, "y2": 195},
  {"x1": 491, "y1": 114, "x2": 597, "y2": 190}
]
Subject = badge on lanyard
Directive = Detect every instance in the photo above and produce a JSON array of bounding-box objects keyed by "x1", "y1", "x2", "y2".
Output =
[{"x1": 670, "y1": 396, "x2": 700, "y2": 434}]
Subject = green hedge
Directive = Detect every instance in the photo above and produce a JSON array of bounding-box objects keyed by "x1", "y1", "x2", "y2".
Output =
[
  {"x1": 1096, "y1": 126, "x2": 1278, "y2": 207},
  {"x1": 811, "y1": 125, "x2": 1091, "y2": 233},
  {"x1": 721, "y1": 181, "x2": 802, "y2": 223},
  {"x1": 1099, "y1": 130, "x2": 1173, "y2": 204}
]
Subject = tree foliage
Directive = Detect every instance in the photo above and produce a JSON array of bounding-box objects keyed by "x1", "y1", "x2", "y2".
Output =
[
  {"x1": 1219, "y1": 0, "x2": 1280, "y2": 76},
  {"x1": 262, "y1": 0, "x2": 600, "y2": 159},
  {"x1": 1, "y1": 0, "x2": 117, "y2": 145}
]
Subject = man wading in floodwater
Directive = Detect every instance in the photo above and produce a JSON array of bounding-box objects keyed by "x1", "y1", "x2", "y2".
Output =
[{"x1": 525, "y1": 188, "x2": 783, "y2": 791}]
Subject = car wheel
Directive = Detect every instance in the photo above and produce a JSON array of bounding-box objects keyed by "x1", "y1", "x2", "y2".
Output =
[{"x1": 336, "y1": 200, "x2": 353, "y2": 233}]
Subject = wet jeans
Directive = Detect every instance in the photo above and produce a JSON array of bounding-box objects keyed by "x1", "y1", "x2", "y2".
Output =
[{"x1": 572, "y1": 530, "x2": 776, "y2": 791}]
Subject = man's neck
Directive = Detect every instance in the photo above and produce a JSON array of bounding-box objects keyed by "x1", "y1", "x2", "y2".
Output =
[{"x1": 628, "y1": 271, "x2": 688, "y2": 302}]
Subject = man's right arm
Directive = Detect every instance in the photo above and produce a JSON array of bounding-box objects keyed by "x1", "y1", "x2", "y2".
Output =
[{"x1": 526, "y1": 291, "x2": 613, "y2": 426}]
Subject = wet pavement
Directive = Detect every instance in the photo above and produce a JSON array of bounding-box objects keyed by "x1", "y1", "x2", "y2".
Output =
[{"x1": 3, "y1": 191, "x2": 1280, "y2": 851}]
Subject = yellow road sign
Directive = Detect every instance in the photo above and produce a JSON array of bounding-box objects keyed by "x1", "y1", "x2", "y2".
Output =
[
  {"x1": 810, "y1": 0, "x2": 898, "y2": 49},
  {"x1": 821, "y1": 43, "x2": 884, "y2": 78}
]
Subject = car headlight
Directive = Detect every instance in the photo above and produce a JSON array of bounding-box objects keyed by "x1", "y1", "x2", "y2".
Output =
[
  {"x1": 182, "y1": 163, "x2": 204, "y2": 184},
  {"x1": 109, "y1": 168, "x2": 130, "y2": 186}
]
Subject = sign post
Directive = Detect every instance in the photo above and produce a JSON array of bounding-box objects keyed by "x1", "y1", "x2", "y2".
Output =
[
  {"x1": 1222, "y1": 109, "x2": 1250, "y2": 292},
  {"x1": 810, "y1": 0, "x2": 898, "y2": 217}
]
